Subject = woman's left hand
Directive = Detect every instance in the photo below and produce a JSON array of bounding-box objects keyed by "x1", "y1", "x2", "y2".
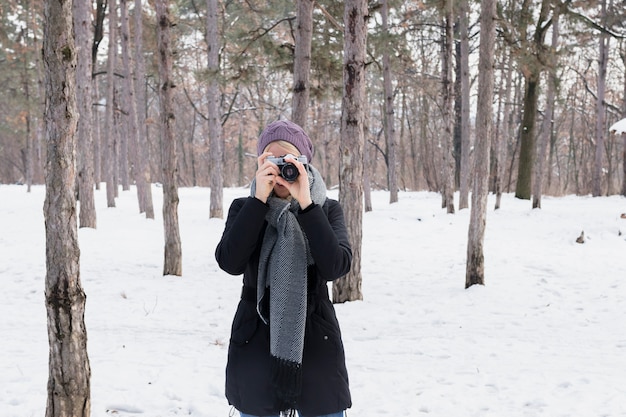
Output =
[{"x1": 275, "y1": 156, "x2": 312, "y2": 209}]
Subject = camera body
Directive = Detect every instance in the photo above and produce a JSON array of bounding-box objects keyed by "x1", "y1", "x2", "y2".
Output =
[{"x1": 267, "y1": 154, "x2": 308, "y2": 182}]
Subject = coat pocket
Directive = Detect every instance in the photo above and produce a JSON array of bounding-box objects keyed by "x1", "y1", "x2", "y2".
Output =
[{"x1": 230, "y1": 304, "x2": 260, "y2": 346}]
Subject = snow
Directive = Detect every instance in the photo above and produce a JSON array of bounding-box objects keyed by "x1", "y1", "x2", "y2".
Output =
[
  {"x1": 609, "y1": 118, "x2": 626, "y2": 134},
  {"x1": 1, "y1": 184, "x2": 626, "y2": 417}
]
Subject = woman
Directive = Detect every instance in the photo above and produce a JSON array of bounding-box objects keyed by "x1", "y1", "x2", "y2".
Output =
[{"x1": 215, "y1": 120, "x2": 352, "y2": 417}]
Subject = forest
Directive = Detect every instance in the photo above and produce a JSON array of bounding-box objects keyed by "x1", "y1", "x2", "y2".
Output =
[
  {"x1": 4, "y1": 1, "x2": 626, "y2": 415},
  {"x1": 1, "y1": 0, "x2": 625, "y2": 202}
]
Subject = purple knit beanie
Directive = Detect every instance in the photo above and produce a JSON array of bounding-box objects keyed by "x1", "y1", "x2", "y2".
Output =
[{"x1": 256, "y1": 120, "x2": 314, "y2": 162}]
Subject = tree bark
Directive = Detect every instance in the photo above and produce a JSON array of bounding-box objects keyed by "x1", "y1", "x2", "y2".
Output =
[
  {"x1": 292, "y1": 0, "x2": 313, "y2": 129},
  {"x1": 512, "y1": 0, "x2": 552, "y2": 200},
  {"x1": 334, "y1": 0, "x2": 367, "y2": 303},
  {"x1": 466, "y1": 0, "x2": 496, "y2": 289},
  {"x1": 458, "y1": 0, "x2": 471, "y2": 210},
  {"x1": 495, "y1": 50, "x2": 513, "y2": 210},
  {"x1": 134, "y1": 0, "x2": 155, "y2": 218},
  {"x1": 381, "y1": 0, "x2": 398, "y2": 204},
  {"x1": 533, "y1": 9, "x2": 560, "y2": 209},
  {"x1": 120, "y1": 0, "x2": 142, "y2": 203},
  {"x1": 74, "y1": 0, "x2": 97, "y2": 228},
  {"x1": 593, "y1": 0, "x2": 609, "y2": 197},
  {"x1": 441, "y1": 0, "x2": 455, "y2": 214},
  {"x1": 157, "y1": 0, "x2": 182, "y2": 276},
  {"x1": 207, "y1": 0, "x2": 223, "y2": 218},
  {"x1": 104, "y1": 0, "x2": 117, "y2": 207},
  {"x1": 43, "y1": 0, "x2": 91, "y2": 414}
]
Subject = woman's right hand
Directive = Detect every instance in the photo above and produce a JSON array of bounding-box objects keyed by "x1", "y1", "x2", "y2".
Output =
[{"x1": 254, "y1": 152, "x2": 278, "y2": 203}]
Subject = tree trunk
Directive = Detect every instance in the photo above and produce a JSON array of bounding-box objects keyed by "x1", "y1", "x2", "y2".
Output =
[
  {"x1": 120, "y1": 0, "x2": 142, "y2": 206},
  {"x1": 622, "y1": 41, "x2": 626, "y2": 197},
  {"x1": 74, "y1": 0, "x2": 97, "y2": 228},
  {"x1": 134, "y1": 0, "x2": 155, "y2": 218},
  {"x1": 441, "y1": 0, "x2": 455, "y2": 214},
  {"x1": 533, "y1": 9, "x2": 560, "y2": 209},
  {"x1": 513, "y1": 0, "x2": 551, "y2": 201},
  {"x1": 458, "y1": 0, "x2": 470, "y2": 210},
  {"x1": 334, "y1": 0, "x2": 367, "y2": 303},
  {"x1": 515, "y1": 73, "x2": 539, "y2": 200},
  {"x1": 381, "y1": 0, "x2": 398, "y2": 204},
  {"x1": 466, "y1": 0, "x2": 496, "y2": 289},
  {"x1": 593, "y1": 0, "x2": 609, "y2": 197},
  {"x1": 104, "y1": 0, "x2": 117, "y2": 207},
  {"x1": 495, "y1": 50, "x2": 513, "y2": 210},
  {"x1": 43, "y1": 0, "x2": 91, "y2": 414},
  {"x1": 157, "y1": 0, "x2": 182, "y2": 276},
  {"x1": 207, "y1": 0, "x2": 223, "y2": 219},
  {"x1": 292, "y1": 0, "x2": 313, "y2": 129}
]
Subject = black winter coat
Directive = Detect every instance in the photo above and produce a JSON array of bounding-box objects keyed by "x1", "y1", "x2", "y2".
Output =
[{"x1": 215, "y1": 196, "x2": 352, "y2": 417}]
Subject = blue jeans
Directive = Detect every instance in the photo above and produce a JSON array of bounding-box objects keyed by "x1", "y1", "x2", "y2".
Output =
[{"x1": 240, "y1": 412, "x2": 344, "y2": 417}]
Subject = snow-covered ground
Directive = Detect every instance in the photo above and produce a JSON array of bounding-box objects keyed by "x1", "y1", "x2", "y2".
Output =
[{"x1": 1, "y1": 184, "x2": 625, "y2": 417}]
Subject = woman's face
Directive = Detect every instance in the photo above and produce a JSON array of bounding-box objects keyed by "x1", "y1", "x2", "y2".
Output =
[{"x1": 265, "y1": 141, "x2": 300, "y2": 199}]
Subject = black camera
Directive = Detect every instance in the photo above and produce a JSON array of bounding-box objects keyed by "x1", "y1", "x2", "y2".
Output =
[{"x1": 267, "y1": 154, "x2": 308, "y2": 182}]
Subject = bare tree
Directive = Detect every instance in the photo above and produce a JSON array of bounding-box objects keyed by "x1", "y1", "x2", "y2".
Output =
[
  {"x1": 157, "y1": 0, "x2": 182, "y2": 276},
  {"x1": 292, "y1": 0, "x2": 313, "y2": 128},
  {"x1": 134, "y1": 0, "x2": 155, "y2": 218},
  {"x1": 120, "y1": 0, "x2": 147, "y2": 213},
  {"x1": 43, "y1": 0, "x2": 91, "y2": 414},
  {"x1": 92, "y1": 0, "x2": 106, "y2": 189},
  {"x1": 593, "y1": 0, "x2": 610, "y2": 197},
  {"x1": 207, "y1": 0, "x2": 223, "y2": 219},
  {"x1": 441, "y1": 0, "x2": 456, "y2": 214},
  {"x1": 74, "y1": 0, "x2": 97, "y2": 228},
  {"x1": 494, "y1": 49, "x2": 514, "y2": 210},
  {"x1": 104, "y1": 0, "x2": 117, "y2": 208},
  {"x1": 466, "y1": 0, "x2": 496, "y2": 288},
  {"x1": 507, "y1": 0, "x2": 553, "y2": 200},
  {"x1": 458, "y1": 0, "x2": 471, "y2": 210},
  {"x1": 381, "y1": 0, "x2": 398, "y2": 203},
  {"x1": 533, "y1": 7, "x2": 561, "y2": 209},
  {"x1": 334, "y1": 0, "x2": 368, "y2": 303},
  {"x1": 621, "y1": 41, "x2": 626, "y2": 197}
]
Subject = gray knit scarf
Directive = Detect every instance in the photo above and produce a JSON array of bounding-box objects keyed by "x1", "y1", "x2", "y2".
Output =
[{"x1": 250, "y1": 165, "x2": 327, "y2": 413}]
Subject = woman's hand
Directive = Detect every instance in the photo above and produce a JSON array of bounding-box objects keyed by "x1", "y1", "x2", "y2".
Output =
[
  {"x1": 275, "y1": 155, "x2": 312, "y2": 209},
  {"x1": 254, "y1": 152, "x2": 278, "y2": 203}
]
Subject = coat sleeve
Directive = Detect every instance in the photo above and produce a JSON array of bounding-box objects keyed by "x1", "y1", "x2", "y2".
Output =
[
  {"x1": 215, "y1": 197, "x2": 269, "y2": 275},
  {"x1": 297, "y1": 199, "x2": 352, "y2": 281}
]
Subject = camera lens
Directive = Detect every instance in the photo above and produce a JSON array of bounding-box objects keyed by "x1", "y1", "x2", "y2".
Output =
[{"x1": 280, "y1": 163, "x2": 299, "y2": 182}]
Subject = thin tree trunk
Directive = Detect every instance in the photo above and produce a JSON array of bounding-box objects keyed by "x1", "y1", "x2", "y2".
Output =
[
  {"x1": 533, "y1": 10, "x2": 560, "y2": 209},
  {"x1": 74, "y1": 0, "x2": 97, "y2": 228},
  {"x1": 495, "y1": 50, "x2": 513, "y2": 210},
  {"x1": 92, "y1": 78, "x2": 101, "y2": 189},
  {"x1": 381, "y1": 0, "x2": 398, "y2": 203},
  {"x1": 441, "y1": 0, "x2": 455, "y2": 213},
  {"x1": 134, "y1": 0, "x2": 155, "y2": 218},
  {"x1": 157, "y1": 0, "x2": 182, "y2": 276},
  {"x1": 292, "y1": 0, "x2": 313, "y2": 128},
  {"x1": 104, "y1": 0, "x2": 117, "y2": 207},
  {"x1": 43, "y1": 0, "x2": 91, "y2": 414},
  {"x1": 622, "y1": 42, "x2": 626, "y2": 197},
  {"x1": 593, "y1": 0, "x2": 609, "y2": 197},
  {"x1": 363, "y1": 100, "x2": 372, "y2": 212},
  {"x1": 22, "y1": 42, "x2": 33, "y2": 192},
  {"x1": 207, "y1": 0, "x2": 223, "y2": 218},
  {"x1": 120, "y1": 0, "x2": 141, "y2": 204},
  {"x1": 466, "y1": 0, "x2": 496, "y2": 289},
  {"x1": 334, "y1": 0, "x2": 367, "y2": 303},
  {"x1": 458, "y1": 0, "x2": 470, "y2": 210}
]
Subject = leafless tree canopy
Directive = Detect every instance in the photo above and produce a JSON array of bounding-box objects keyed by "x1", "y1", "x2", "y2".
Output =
[{"x1": 1, "y1": 0, "x2": 625, "y2": 198}]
